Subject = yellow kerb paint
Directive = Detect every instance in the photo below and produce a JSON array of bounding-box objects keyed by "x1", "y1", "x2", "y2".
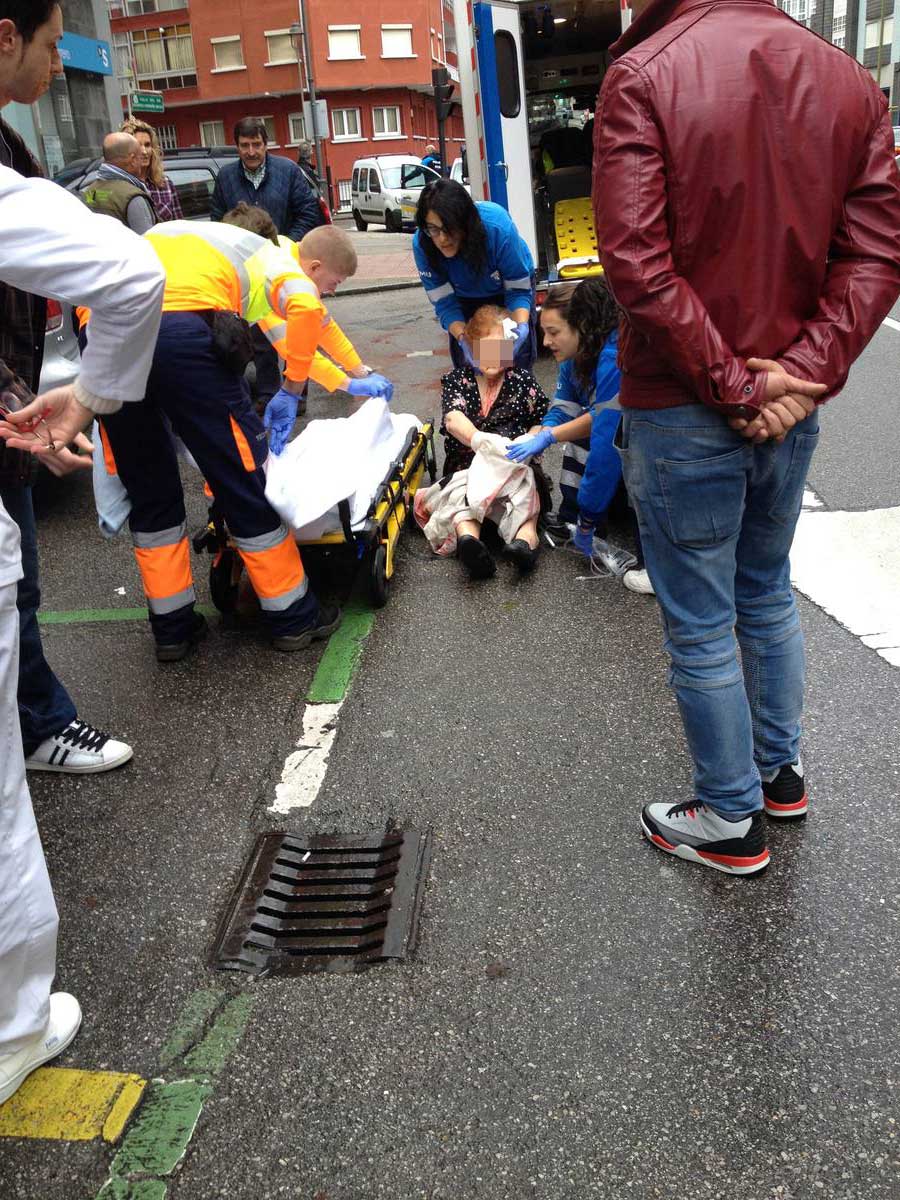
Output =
[{"x1": 0, "y1": 1068, "x2": 146, "y2": 1142}]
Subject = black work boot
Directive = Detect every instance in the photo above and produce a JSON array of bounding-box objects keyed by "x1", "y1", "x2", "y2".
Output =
[
  {"x1": 272, "y1": 605, "x2": 342, "y2": 652},
  {"x1": 155, "y1": 613, "x2": 209, "y2": 663}
]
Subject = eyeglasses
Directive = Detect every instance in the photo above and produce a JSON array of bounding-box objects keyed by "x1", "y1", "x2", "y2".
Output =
[
  {"x1": 423, "y1": 223, "x2": 452, "y2": 240},
  {"x1": 0, "y1": 394, "x2": 56, "y2": 451}
]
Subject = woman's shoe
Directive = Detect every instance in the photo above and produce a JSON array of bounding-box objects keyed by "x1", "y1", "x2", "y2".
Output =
[
  {"x1": 504, "y1": 539, "x2": 540, "y2": 573},
  {"x1": 457, "y1": 535, "x2": 496, "y2": 579}
]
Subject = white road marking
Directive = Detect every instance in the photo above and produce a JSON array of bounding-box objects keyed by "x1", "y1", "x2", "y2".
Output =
[
  {"x1": 270, "y1": 700, "x2": 344, "y2": 813},
  {"x1": 406, "y1": 350, "x2": 435, "y2": 358},
  {"x1": 802, "y1": 488, "x2": 823, "y2": 509},
  {"x1": 791, "y1": 506, "x2": 900, "y2": 668},
  {"x1": 882, "y1": 316, "x2": 900, "y2": 333}
]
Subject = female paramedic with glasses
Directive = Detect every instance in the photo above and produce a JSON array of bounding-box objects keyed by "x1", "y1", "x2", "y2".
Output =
[{"x1": 413, "y1": 179, "x2": 537, "y2": 372}]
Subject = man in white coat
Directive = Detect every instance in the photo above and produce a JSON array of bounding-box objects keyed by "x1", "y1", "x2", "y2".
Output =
[{"x1": 0, "y1": 162, "x2": 165, "y2": 1104}]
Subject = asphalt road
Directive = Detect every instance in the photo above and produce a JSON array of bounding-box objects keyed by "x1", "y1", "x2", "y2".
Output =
[{"x1": 1, "y1": 288, "x2": 898, "y2": 1199}]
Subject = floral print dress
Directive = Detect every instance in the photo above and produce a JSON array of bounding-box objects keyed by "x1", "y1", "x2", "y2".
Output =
[{"x1": 440, "y1": 366, "x2": 549, "y2": 477}]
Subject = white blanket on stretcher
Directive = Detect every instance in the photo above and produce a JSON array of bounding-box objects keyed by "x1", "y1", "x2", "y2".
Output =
[{"x1": 264, "y1": 397, "x2": 421, "y2": 540}]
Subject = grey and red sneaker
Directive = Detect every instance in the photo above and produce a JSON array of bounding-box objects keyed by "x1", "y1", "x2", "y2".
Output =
[
  {"x1": 641, "y1": 800, "x2": 770, "y2": 875},
  {"x1": 761, "y1": 761, "x2": 808, "y2": 820}
]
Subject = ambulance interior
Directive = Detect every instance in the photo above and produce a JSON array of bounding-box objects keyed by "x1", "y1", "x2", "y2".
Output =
[{"x1": 514, "y1": 0, "x2": 621, "y2": 280}]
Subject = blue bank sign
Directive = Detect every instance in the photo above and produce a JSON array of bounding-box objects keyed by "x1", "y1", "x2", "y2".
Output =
[{"x1": 58, "y1": 32, "x2": 114, "y2": 77}]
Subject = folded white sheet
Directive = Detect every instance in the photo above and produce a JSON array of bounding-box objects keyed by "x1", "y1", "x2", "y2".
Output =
[{"x1": 264, "y1": 397, "x2": 421, "y2": 540}]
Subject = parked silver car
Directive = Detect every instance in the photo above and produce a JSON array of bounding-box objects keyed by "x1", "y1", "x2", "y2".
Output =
[{"x1": 38, "y1": 299, "x2": 80, "y2": 397}]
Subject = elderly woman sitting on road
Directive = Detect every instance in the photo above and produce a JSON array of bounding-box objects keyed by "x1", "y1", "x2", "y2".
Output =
[{"x1": 415, "y1": 305, "x2": 549, "y2": 579}]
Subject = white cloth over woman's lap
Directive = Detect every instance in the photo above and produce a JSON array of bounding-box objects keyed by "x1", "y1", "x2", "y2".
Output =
[{"x1": 414, "y1": 432, "x2": 539, "y2": 556}]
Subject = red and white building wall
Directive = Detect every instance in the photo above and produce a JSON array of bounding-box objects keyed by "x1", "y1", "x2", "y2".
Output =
[{"x1": 109, "y1": 0, "x2": 463, "y2": 208}]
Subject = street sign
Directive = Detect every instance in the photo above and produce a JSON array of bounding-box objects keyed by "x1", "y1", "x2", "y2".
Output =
[
  {"x1": 132, "y1": 91, "x2": 164, "y2": 113},
  {"x1": 302, "y1": 98, "x2": 328, "y2": 140}
]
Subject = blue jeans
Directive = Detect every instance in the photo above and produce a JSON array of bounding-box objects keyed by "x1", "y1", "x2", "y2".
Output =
[
  {"x1": 0, "y1": 482, "x2": 76, "y2": 757},
  {"x1": 618, "y1": 404, "x2": 819, "y2": 817}
]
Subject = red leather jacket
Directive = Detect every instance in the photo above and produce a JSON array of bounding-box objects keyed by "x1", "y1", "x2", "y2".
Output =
[{"x1": 593, "y1": 0, "x2": 900, "y2": 415}]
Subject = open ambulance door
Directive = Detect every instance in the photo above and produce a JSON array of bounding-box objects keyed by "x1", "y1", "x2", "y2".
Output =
[{"x1": 453, "y1": 0, "x2": 538, "y2": 262}]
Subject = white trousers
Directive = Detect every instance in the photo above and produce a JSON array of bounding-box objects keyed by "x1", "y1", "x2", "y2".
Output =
[{"x1": 0, "y1": 581, "x2": 58, "y2": 1055}]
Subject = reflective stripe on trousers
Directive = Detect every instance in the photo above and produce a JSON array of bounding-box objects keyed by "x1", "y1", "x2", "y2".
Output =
[
  {"x1": 231, "y1": 526, "x2": 309, "y2": 613},
  {"x1": 132, "y1": 524, "x2": 196, "y2": 615}
]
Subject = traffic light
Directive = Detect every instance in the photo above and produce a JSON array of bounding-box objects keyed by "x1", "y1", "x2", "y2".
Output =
[{"x1": 432, "y1": 67, "x2": 455, "y2": 121}]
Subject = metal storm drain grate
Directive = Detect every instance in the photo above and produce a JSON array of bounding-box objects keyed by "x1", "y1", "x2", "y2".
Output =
[{"x1": 210, "y1": 830, "x2": 430, "y2": 976}]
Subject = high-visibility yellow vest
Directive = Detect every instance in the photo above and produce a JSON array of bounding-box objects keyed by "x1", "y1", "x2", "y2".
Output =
[
  {"x1": 146, "y1": 222, "x2": 324, "y2": 384},
  {"x1": 256, "y1": 236, "x2": 363, "y2": 392}
]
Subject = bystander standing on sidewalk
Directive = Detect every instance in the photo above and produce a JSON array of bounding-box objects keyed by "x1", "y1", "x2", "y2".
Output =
[{"x1": 594, "y1": 0, "x2": 900, "y2": 874}]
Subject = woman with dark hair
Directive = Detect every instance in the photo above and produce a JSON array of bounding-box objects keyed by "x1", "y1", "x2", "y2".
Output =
[
  {"x1": 508, "y1": 277, "x2": 653, "y2": 594},
  {"x1": 413, "y1": 178, "x2": 536, "y2": 369}
]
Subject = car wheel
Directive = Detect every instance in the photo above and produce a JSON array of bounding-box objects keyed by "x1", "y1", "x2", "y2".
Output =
[
  {"x1": 353, "y1": 209, "x2": 367, "y2": 231},
  {"x1": 385, "y1": 208, "x2": 402, "y2": 233}
]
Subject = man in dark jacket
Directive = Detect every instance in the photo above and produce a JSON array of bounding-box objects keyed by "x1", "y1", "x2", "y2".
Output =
[
  {"x1": 594, "y1": 0, "x2": 900, "y2": 875},
  {"x1": 210, "y1": 117, "x2": 321, "y2": 240},
  {"x1": 0, "y1": 0, "x2": 134, "y2": 776},
  {"x1": 210, "y1": 116, "x2": 323, "y2": 410}
]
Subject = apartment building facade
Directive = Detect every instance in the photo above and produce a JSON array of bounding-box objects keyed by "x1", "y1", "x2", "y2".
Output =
[
  {"x1": 108, "y1": 0, "x2": 463, "y2": 207},
  {"x1": 4, "y1": 0, "x2": 120, "y2": 176},
  {"x1": 780, "y1": 0, "x2": 899, "y2": 116}
]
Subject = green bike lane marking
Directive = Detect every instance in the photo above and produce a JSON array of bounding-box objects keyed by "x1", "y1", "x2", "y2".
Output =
[
  {"x1": 94, "y1": 992, "x2": 254, "y2": 1200},
  {"x1": 89, "y1": 607, "x2": 377, "y2": 1192},
  {"x1": 39, "y1": 605, "x2": 218, "y2": 626}
]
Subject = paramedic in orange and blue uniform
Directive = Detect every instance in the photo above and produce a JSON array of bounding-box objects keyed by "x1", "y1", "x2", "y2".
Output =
[
  {"x1": 219, "y1": 204, "x2": 394, "y2": 409},
  {"x1": 98, "y1": 219, "x2": 354, "y2": 662}
]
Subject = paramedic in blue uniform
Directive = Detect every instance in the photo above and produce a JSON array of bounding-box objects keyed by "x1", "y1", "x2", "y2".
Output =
[{"x1": 413, "y1": 179, "x2": 536, "y2": 370}]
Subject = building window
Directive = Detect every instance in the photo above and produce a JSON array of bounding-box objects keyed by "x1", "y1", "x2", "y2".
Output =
[
  {"x1": 131, "y1": 24, "x2": 196, "y2": 89},
  {"x1": 157, "y1": 123, "x2": 178, "y2": 150},
  {"x1": 261, "y1": 115, "x2": 278, "y2": 145},
  {"x1": 265, "y1": 30, "x2": 295, "y2": 65},
  {"x1": 332, "y1": 107, "x2": 362, "y2": 140},
  {"x1": 57, "y1": 93, "x2": 73, "y2": 123},
  {"x1": 382, "y1": 25, "x2": 414, "y2": 58},
  {"x1": 373, "y1": 105, "x2": 401, "y2": 138},
  {"x1": 211, "y1": 37, "x2": 244, "y2": 72},
  {"x1": 123, "y1": 0, "x2": 187, "y2": 13},
  {"x1": 200, "y1": 120, "x2": 225, "y2": 147},
  {"x1": 831, "y1": 14, "x2": 846, "y2": 48},
  {"x1": 288, "y1": 112, "x2": 306, "y2": 144},
  {"x1": 866, "y1": 17, "x2": 893, "y2": 48},
  {"x1": 328, "y1": 26, "x2": 363, "y2": 60}
]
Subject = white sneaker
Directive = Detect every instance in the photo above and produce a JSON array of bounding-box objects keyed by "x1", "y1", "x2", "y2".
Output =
[
  {"x1": 0, "y1": 993, "x2": 82, "y2": 1106},
  {"x1": 25, "y1": 719, "x2": 133, "y2": 774},
  {"x1": 623, "y1": 567, "x2": 655, "y2": 594}
]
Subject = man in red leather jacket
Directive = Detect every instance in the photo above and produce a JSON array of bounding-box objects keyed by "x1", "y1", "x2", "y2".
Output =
[{"x1": 594, "y1": 0, "x2": 900, "y2": 875}]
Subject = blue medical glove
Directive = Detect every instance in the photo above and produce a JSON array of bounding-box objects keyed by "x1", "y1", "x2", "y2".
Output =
[
  {"x1": 263, "y1": 386, "x2": 299, "y2": 456},
  {"x1": 346, "y1": 373, "x2": 394, "y2": 403},
  {"x1": 506, "y1": 427, "x2": 556, "y2": 462},
  {"x1": 512, "y1": 321, "x2": 531, "y2": 355},
  {"x1": 457, "y1": 335, "x2": 480, "y2": 374}
]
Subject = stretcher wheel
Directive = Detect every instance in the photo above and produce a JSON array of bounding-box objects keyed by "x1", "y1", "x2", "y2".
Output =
[
  {"x1": 369, "y1": 543, "x2": 389, "y2": 608},
  {"x1": 210, "y1": 549, "x2": 239, "y2": 614}
]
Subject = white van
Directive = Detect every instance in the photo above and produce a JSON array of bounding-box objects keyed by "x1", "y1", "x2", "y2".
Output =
[{"x1": 350, "y1": 155, "x2": 440, "y2": 232}]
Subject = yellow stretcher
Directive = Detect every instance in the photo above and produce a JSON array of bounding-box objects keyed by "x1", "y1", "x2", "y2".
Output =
[
  {"x1": 553, "y1": 197, "x2": 605, "y2": 279},
  {"x1": 194, "y1": 422, "x2": 437, "y2": 610}
]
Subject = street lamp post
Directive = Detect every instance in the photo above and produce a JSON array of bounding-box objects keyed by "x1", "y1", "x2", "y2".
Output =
[{"x1": 290, "y1": 5, "x2": 328, "y2": 206}]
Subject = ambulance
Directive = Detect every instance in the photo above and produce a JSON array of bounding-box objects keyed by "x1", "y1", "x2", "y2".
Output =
[{"x1": 447, "y1": 0, "x2": 631, "y2": 300}]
